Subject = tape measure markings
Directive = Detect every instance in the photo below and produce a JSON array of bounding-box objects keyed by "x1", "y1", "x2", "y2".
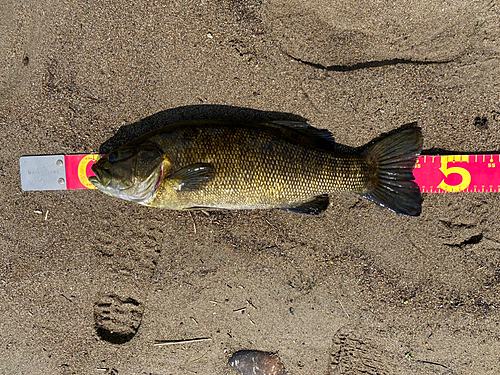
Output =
[
  {"x1": 414, "y1": 154, "x2": 500, "y2": 193},
  {"x1": 20, "y1": 154, "x2": 500, "y2": 193}
]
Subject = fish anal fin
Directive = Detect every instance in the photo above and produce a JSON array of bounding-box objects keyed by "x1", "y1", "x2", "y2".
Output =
[
  {"x1": 282, "y1": 195, "x2": 330, "y2": 215},
  {"x1": 168, "y1": 163, "x2": 214, "y2": 192}
]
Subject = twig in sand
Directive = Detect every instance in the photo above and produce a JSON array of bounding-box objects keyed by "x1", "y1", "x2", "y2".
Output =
[
  {"x1": 154, "y1": 337, "x2": 212, "y2": 346},
  {"x1": 188, "y1": 212, "x2": 196, "y2": 234},
  {"x1": 60, "y1": 294, "x2": 73, "y2": 303},
  {"x1": 189, "y1": 350, "x2": 210, "y2": 363},
  {"x1": 337, "y1": 299, "x2": 350, "y2": 319},
  {"x1": 417, "y1": 360, "x2": 457, "y2": 374}
]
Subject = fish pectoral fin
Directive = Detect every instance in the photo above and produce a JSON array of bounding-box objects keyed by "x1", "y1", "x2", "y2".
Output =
[
  {"x1": 282, "y1": 195, "x2": 330, "y2": 215},
  {"x1": 168, "y1": 163, "x2": 215, "y2": 192}
]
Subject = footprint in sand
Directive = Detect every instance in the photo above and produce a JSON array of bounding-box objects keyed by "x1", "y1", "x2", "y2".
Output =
[
  {"x1": 94, "y1": 294, "x2": 144, "y2": 344},
  {"x1": 330, "y1": 329, "x2": 390, "y2": 375}
]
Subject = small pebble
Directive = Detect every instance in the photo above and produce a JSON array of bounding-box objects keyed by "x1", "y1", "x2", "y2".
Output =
[{"x1": 228, "y1": 350, "x2": 287, "y2": 375}]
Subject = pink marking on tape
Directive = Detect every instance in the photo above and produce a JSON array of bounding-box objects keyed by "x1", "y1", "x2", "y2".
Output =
[
  {"x1": 413, "y1": 155, "x2": 500, "y2": 193},
  {"x1": 65, "y1": 154, "x2": 102, "y2": 190}
]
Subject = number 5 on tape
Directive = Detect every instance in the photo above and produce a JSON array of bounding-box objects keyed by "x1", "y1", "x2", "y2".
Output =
[{"x1": 438, "y1": 155, "x2": 471, "y2": 192}]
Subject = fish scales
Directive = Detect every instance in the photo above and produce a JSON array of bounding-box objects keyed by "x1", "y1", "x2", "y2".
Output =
[
  {"x1": 148, "y1": 123, "x2": 368, "y2": 210},
  {"x1": 90, "y1": 120, "x2": 422, "y2": 216}
]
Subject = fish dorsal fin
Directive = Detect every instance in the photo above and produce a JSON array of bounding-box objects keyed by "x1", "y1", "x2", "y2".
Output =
[
  {"x1": 168, "y1": 163, "x2": 214, "y2": 191},
  {"x1": 269, "y1": 120, "x2": 311, "y2": 129},
  {"x1": 268, "y1": 121, "x2": 335, "y2": 150},
  {"x1": 282, "y1": 194, "x2": 330, "y2": 215}
]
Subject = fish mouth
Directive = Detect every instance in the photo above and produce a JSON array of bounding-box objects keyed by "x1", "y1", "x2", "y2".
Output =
[
  {"x1": 90, "y1": 167, "x2": 111, "y2": 188},
  {"x1": 88, "y1": 175, "x2": 99, "y2": 187}
]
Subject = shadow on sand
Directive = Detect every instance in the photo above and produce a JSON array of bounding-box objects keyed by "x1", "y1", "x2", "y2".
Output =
[
  {"x1": 98, "y1": 105, "x2": 307, "y2": 154},
  {"x1": 99, "y1": 105, "x2": 453, "y2": 157}
]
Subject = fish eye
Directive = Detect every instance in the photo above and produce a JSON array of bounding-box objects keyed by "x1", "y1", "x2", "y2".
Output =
[{"x1": 108, "y1": 153, "x2": 117, "y2": 163}]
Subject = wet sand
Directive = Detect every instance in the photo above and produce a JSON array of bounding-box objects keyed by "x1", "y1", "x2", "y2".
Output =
[{"x1": 1, "y1": 0, "x2": 500, "y2": 374}]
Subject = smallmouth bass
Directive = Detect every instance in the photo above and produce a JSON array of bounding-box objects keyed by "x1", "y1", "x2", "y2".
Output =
[{"x1": 90, "y1": 120, "x2": 422, "y2": 216}]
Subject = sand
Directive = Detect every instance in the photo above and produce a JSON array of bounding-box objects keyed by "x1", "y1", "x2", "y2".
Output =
[{"x1": 1, "y1": 0, "x2": 500, "y2": 374}]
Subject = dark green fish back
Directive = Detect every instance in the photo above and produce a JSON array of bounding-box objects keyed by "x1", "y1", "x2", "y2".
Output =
[{"x1": 148, "y1": 120, "x2": 369, "y2": 210}]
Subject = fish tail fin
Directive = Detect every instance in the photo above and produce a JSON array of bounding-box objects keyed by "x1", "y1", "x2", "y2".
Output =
[{"x1": 361, "y1": 126, "x2": 423, "y2": 216}]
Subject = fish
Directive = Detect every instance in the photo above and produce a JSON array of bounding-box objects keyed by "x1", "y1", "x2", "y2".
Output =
[{"x1": 89, "y1": 119, "x2": 423, "y2": 216}]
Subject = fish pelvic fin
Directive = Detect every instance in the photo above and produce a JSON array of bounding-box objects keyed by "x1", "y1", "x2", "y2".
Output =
[
  {"x1": 361, "y1": 126, "x2": 423, "y2": 216},
  {"x1": 282, "y1": 194, "x2": 330, "y2": 215}
]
